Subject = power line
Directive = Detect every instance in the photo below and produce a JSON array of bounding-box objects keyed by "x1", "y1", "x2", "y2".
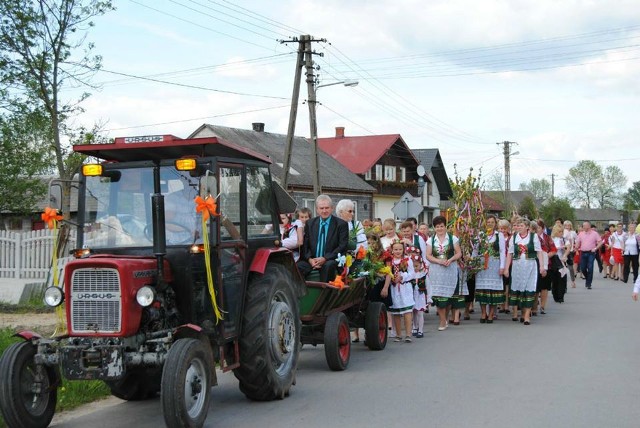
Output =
[
  {"x1": 320, "y1": 102, "x2": 375, "y2": 135},
  {"x1": 216, "y1": 0, "x2": 306, "y2": 35},
  {"x1": 95, "y1": 53, "x2": 293, "y2": 86},
  {"x1": 340, "y1": 24, "x2": 640, "y2": 66},
  {"x1": 129, "y1": 0, "x2": 275, "y2": 50},
  {"x1": 90, "y1": 66, "x2": 289, "y2": 100},
  {"x1": 104, "y1": 104, "x2": 291, "y2": 131},
  {"x1": 167, "y1": 0, "x2": 285, "y2": 40},
  {"x1": 319, "y1": 45, "x2": 492, "y2": 146}
]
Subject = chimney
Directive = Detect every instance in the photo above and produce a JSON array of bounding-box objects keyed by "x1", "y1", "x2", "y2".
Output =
[
  {"x1": 335, "y1": 126, "x2": 345, "y2": 138},
  {"x1": 252, "y1": 122, "x2": 265, "y2": 132}
]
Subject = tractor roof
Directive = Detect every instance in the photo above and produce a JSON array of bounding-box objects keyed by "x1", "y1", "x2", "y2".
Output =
[{"x1": 74, "y1": 134, "x2": 272, "y2": 164}]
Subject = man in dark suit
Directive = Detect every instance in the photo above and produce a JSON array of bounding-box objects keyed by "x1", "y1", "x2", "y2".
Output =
[{"x1": 297, "y1": 194, "x2": 349, "y2": 282}]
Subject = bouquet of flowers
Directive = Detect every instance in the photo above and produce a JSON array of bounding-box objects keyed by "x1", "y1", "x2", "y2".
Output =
[{"x1": 449, "y1": 166, "x2": 489, "y2": 276}]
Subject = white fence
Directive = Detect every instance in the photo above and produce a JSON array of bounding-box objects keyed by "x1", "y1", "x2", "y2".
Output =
[{"x1": 0, "y1": 229, "x2": 76, "y2": 280}]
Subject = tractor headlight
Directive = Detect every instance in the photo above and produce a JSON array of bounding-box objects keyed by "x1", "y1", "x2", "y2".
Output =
[
  {"x1": 44, "y1": 287, "x2": 64, "y2": 307},
  {"x1": 136, "y1": 286, "x2": 155, "y2": 307}
]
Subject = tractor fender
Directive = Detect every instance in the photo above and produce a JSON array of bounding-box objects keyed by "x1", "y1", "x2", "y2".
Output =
[
  {"x1": 13, "y1": 331, "x2": 42, "y2": 341},
  {"x1": 249, "y1": 248, "x2": 307, "y2": 298},
  {"x1": 173, "y1": 323, "x2": 203, "y2": 337}
]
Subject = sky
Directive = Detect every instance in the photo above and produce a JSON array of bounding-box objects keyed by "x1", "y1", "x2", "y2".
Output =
[{"x1": 65, "y1": 0, "x2": 640, "y2": 199}]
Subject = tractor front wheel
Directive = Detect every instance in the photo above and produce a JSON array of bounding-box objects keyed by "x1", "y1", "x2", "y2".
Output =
[
  {"x1": 161, "y1": 338, "x2": 212, "y2": 428},
  {"x1": 0, "y1": 341, "x2": 58, "y2": 428}
]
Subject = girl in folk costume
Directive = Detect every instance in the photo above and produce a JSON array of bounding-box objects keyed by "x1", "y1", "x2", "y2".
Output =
[
  {"x1": 504, "y1": 217, "x2": 546, "y2": 325},
  {"x1": 474, "y1": 215, "x2": 506, "y2": 324},
  {"x1": 387, "y1": 240, "x2": 416, "y2": 342},
  {"x1": 498, "y1": 219, "x2": 512, "y2": 314},
  {"x1": 602, "y1": 224, "x2": 614, "y2": 279},
  {"x1": 426, "y1": 215, "x2": 463, "y2": 331},
  {"x1": 411, "y1": 253, "x2": 427, "y2": 338}
]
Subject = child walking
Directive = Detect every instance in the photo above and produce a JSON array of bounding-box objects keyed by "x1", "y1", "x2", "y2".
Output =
[
  {"x1": 411, "y1": 254, "x2": 427, "y2": 338},
  {"x1": 387, "y1": 240, "x2": 415, "y2": 342}
]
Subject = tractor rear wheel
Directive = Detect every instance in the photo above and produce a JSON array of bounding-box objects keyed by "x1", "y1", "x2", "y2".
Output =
[
  {"x1": 0, "y1": 341, "x2": 58, "y2": 428},
  {"x1": 323, "y1": 312, "x2": 351, "y2": 371},
  {"x1": 364, "y1": 302, "x2": 388, "y2": 350},
  {"x1": 234, "y1": 264, "x2": 300, "y2": 401}
]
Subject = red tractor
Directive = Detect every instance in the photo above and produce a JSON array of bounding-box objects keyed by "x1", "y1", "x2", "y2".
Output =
[{"x1": 0, "y1": 135, "x2": 306, "y2": 428}]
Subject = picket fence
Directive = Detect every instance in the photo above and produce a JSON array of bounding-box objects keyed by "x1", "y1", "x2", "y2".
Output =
[{"x1": 0, "y1": 229, "x2": 76, "y2": 280}]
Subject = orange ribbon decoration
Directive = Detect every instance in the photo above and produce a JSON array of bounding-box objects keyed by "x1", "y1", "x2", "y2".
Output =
[
  {"x1": 329, "y1": 274, "x2": 345, "y2": 289},
  {"x1": 41, "y1": 207, "x2": 63, "y2": 229},
  {"x1": 194, "y1": 195, "x2": 219, "y2": 221}
]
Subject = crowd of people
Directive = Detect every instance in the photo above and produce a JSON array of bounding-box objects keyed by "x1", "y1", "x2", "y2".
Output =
[{"x1": 279, "y1": 194, "x2": 640, "y2": 341}]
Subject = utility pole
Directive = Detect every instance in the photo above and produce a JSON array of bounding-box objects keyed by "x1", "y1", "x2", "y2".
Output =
[
  {"x1": 550, "y1": 173, "x2": 555, "y2": 199},
  {"x1": 280, "y1": 35, "x2": 326, "y2": 196},
  {"x1": 281, "y1": 36, "x2": 305, "y2": 189},
  {"x1": 498, "y1": 141, "x2": 518, "y2": 215}
]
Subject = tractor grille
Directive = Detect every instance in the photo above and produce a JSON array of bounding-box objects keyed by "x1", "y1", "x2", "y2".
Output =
[{"x1": 70, "y1": 268, "x2": 122, "y2": 333}]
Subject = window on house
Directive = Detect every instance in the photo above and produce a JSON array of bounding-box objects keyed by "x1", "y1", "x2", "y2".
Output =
[
  {"x1": 384, "y1": 165, "x2": 396, "y2": 181},
  {"x1": 303, "y1": 198, "x2": 315, "y2": 214},
  {"x1": 364, "y1": 169, "x2": 372, "y2": 180},
  {"x1": 399, "y1": 167, "x2": 406, "y2": 182},
  {"x1": 375, "y1": 164, "x2": 382, "y2": 180}
]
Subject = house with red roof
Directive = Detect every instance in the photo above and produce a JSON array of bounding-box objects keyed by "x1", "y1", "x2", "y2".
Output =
[{"x1": 318, "y1": 127, "x2": 433, "y2": 221}]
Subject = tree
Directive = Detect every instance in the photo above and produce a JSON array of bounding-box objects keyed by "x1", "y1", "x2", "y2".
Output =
[
  {"x1": 565, "y1": 160, "x2": 602, "y2": 208},
  {"x1": 0, "y1": 109, "x2": 53, "y2": 219},
  {"x1": 481, "y1": 170, "x2": 504, "y2": 191},
  {"x1": 517, "y1": 196, "x2": 538, "y2": 220},
  {"x1": 594, "y1": 165, "x2": 626, "y2": 209},
  {"x1": 539, "y1": 198, "x2": 575, "y2": 227},
  {"x1": 623, "y1": 181, "x2": 640, "y2": 211},
  {"x1": 0, "y1": 0, "x2": 114, "y2": 216},
  {"x1": 519, "y1": 178, "x2": 551, "y2": 201}
]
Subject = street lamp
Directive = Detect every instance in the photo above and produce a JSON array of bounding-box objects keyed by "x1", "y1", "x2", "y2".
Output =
[{"x1": 315, "y1": 79, "x2": 359, "y2": 90}]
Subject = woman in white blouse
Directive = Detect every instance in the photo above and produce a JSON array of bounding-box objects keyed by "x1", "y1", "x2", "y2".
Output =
[
  {"x1": 609, "y1": 223, "x2": 626, "y2": 280},
  {"x1": 622, "y1": 222, "x2": 639, "y2": 284}
]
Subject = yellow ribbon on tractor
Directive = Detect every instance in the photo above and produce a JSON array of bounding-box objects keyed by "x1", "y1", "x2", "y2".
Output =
[{"x1": 194, "y1": 196, "x2": 224, "y2": 323}]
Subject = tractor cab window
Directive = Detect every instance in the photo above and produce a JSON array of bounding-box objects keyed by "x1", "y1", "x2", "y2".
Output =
[
  {"x1": 218, "y1": 166, "x2": 243, "y2": 241},
  {"x1": 82, "y1": 166, "x2": 199, "y2": 248},
  {"x1": 246, "y1": 166, "x2": 275, "y2": 238}
]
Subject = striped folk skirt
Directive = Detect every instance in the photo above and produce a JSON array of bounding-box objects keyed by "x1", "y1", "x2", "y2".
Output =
[
  {"x1": 475, "y1": 256, "x2": 505, "y2": 305},
  {"x1": 509, "y1": 258, "x2": 537, "y2": 308}
]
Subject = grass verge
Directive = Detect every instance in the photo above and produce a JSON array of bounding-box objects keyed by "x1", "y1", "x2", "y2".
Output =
[{"x1": 0, "y1": 327, "x2": 111, "y2": 427}]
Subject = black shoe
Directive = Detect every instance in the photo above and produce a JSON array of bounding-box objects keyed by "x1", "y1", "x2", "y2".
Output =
[
  {"x1": 480, "y1": 318, "x2": 486, "y2": 324},
  {"x1": 520, "y1": 317, "x2": 525, "y2": 323},
  {"x1": 486, "y1": 319, "x2": 493, "y2": 324},
  {"x1": 524, "y1": 321, "x2": 530, "y2": 326},
  {"x1": 532, "y1": 312, "x2": 537, "y2": 317},
  {"x1": 512, "y1": 317, "x2": 518, "y2": 322},
  {"x1": 540, "y1": 309, "x2": 546, "y2": 314},
  {"x1": 587, "y1": 286, "x2": 592, "y2": 289}
]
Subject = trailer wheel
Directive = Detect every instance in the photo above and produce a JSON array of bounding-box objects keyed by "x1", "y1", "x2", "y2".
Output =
[
  {"x1": 0, "y1": 342, "x2": 58, "y2": 428},
  {"x1": 324, "y1": 312, "x2": 351, "y2": 371},
  {"x1": 105, "y1": 369, "x2": 160, "y2": 401},
  {"x1": 161, "y1": 338, "x2": 212, "y2": 428},
  {"x1": 234, "y1": 264, "x2": 300, "y2": 401},
  {"x1": 364, "y1": 302, "x2": 388, "y2": 351}
]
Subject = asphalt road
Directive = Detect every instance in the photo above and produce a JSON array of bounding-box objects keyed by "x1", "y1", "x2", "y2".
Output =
[{"x1": 51, "y1": 272, "x2": 640, "y2": 428}]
